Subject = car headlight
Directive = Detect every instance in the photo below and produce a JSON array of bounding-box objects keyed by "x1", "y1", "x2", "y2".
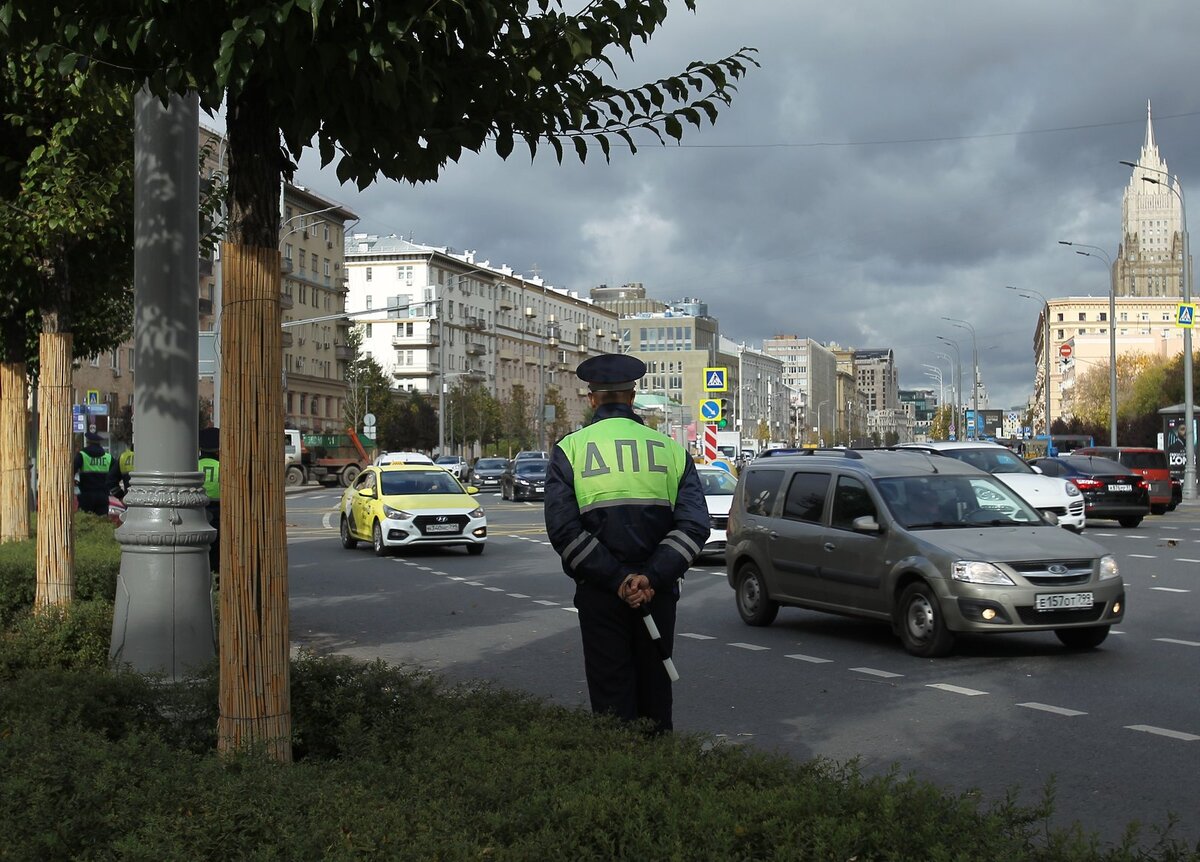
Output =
[
  {"x1": 1063, "y1": 482, "x2": 1082, "y2": 498},
  {"x1": 952, "y1": 560, "x2": 1016, "y2": 585},
  {"x1": 382, "y1": 504, "x2": 413, "y2": 520},
  {"x1": 515, "y1": 478, "x2": 531, "y2": 486},
  {"x1": 468, "y1": 507, "x2": 484, "y2": 519},
  {"x1": 1098, "y1": 554, "x2": 1120, "y2": 581}
]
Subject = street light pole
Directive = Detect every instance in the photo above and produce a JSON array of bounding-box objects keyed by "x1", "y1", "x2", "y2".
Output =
[
  {"x1": 936, "y1": 336, "x2": 962, "y2": 440},
  {"x1": 1004, "y1": 286, "x2": 1054, "y2": 444},
  {"x1": 942, "y1": 318, "x2": 979, "y2": 439},
  {"x1": 1120, "y1": 160, "x2": 1195, "y2": 500},
  {"x1": 1058, "y1": 243, "x2": 1117, "y2": 446},
  {"x1": 816, "y1": 399, "x2": 830, "y2": 446}
]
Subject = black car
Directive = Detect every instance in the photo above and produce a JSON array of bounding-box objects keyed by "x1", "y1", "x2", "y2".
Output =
[
  {"x1": 471, "y1": 457, "x2": 510, "y2": 491},
  {"x1": 1029, "y1": 455, "x2": 1151, "y2": 528},
  {"x1": 501, "y1": 458, "x2": 548, "y2": 501}
]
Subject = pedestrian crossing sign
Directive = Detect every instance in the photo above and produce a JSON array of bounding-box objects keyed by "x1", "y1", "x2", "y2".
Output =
[
  {"x1": 703, "y1": 367, "x2": 728, "y2": 392},
  {"x1": 1177, "y1": 303, "x2": 1195, "y2": 329}
]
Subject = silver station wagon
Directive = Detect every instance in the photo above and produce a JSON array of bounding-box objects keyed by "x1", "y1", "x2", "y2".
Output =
[{"x1": 726, "y1": 449, "x2": 1126, "y2": 657}]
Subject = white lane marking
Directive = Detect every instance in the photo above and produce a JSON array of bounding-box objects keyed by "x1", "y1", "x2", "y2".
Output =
[
  {"x1": 464, "y1": 581, "x2": 484, "y2": 586},
  {"x1": 851, "y1": 667, "x2": 903, "y2": 678},
  {"x1": 927, "y1": 683, "x2": 988, "y2": 696},
  {"x1": 1128, "y1": 554, "x2": 1157, "y2": 559},
  {"x1": 1092, "y1": 532, "x2": 1118, "y2": 537},
  {"x1": 1125, "y1": 725, "x2": 1200, "y2": 742},
  {"x1": 483, "y1": 587, "x2": 504, "y2": 592},
  {"x1": 1162, "y1": 526, "x2": 1181, "y2": 530},
  {"x1": 679, "y1": 633, "x2": 716, "y2": 640},
  {"x1": 562, "y1": 607, "x2": 579, "y2": 614},
  {"x1": 506, "y1": 593, "x2": 530, "y2": 599},
  {"x1": 322, "y1": 512, "x2": 333, "y2": 529},
  {"x1": 1125, "y1": 534, "x2": 1149, "y2": 539},
  {"x1": 1177, "y1": 558, "x2": 1200, "y2": 563},
  {"x1": 1156, "y1": 637, "x2": 1200, "y2": 647},
  {"x1": 1018, "y1": 702, "x2": 1087, "y2": 717},
  {"x1": 417, "y1": 566, "x2": 434, "y2": 572},
  {"x1": 447, "y1": 577, "x2": 466, "y2": 581},
  {"x1": 729, "y1": 642, "x2": 770, "y2": 651},
  {"x1": 533, "y1": 600, "x2": 559, "y2": 606},
  {"x1": 785, "y1": 653, "x2": 833, "y2": 664},
  {"x1": 1151, "y1": 587, "x2": 1191, "y2": 593}
]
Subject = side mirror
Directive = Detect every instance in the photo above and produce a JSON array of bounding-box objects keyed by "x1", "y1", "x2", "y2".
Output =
[
  {"x1": 1030, "y1": 465, "x2": 1043, "y2": 474},
  {"x1": 851, "y1": 515, "x2": 883, "y2": 534},
  {"x1": 466, "y1": 486, "x2": 479, "y2": 495},
  {"x1": 357, "y1": 488, "x2": 374, "y2": 498},
  {"x1": 1042, "y1": 510, "x2": 1060, "y2": 526}
]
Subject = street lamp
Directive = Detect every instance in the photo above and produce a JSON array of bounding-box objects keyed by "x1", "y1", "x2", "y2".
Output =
[
  {"x1": 936, "y1": 335, "x2": 962, "y2": 440},
  {"x1": 1120, "y1": 159, "x2": 1194, "y2": 500},
  {"x1": 1058, "y1": 243, "x2": 1118, "y2": 447},
  {"x1": 1004, "y1": 286, "x2": 1053, "y2": 444},
  {"x1": 942, "y1": 317, "x2": 979, "y2": 439},
  {"x1": 816, "y1": 399, "x2": 830, "y2": 446}
]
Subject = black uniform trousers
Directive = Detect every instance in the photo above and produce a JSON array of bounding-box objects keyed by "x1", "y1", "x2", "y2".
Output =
[
  {"x1": 205, "y1": 501, "x2": 220, "y2": 573},
  {"x1": 573, "y1": 581, "x2": 677, "y2": 733}
]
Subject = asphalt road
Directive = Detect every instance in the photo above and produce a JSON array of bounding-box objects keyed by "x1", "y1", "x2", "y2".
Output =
[{"x1": 285, "y1": 486, "x2": 1200, "y2": 847}]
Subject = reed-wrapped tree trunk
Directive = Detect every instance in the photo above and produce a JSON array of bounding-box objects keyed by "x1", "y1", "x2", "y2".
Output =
[
  {"x1": 0, "y1": 361, "x2": 30, "y2": 544},
  {"x1": 215, "y1": 244, "x2": 291, "y2": 761},
  {"x1": 35, "y1": 332, "x2": 74, "y2": 606}
]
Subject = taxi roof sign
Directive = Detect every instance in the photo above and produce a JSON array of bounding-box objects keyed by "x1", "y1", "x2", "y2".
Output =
[{"x1": 703, "y1": 367, "x2": 728, "y2": 392}]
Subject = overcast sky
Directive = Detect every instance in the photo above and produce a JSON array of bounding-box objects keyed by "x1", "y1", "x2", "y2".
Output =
[{"x1": 263, "y1": 0, "x2": 1200, "y2": 409}]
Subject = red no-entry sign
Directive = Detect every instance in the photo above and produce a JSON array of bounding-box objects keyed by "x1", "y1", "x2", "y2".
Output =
[{"x1": 1059, "y1": 343, "x2": 1073, "y2": 359}]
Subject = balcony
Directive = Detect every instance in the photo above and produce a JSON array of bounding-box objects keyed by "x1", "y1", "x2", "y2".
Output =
[
  {"x1": 281, "y1": 258, "x2": 294, "y2": 273},
  {"x1": 392, "y1": 367, "x2": 436, "y2": 379},
  {"x1": 280, "y1": 291, "x2": 294, "y2": 310},
  {"x1": 281, "y1": 331, "x2": 293, "y2": 348},
  {"x1": 498, "y1": 348, "x2": 519, "y2": 362},
  {"x1": 465, "y1": 316, "x2": 488, "y2": 331},
  {"x1": 465, "y1": 342, "x2": 486, "y2": 355},
  {"x1": 392, "y1": 333, "x2": 438, "y2": 348},
  {"x1": 335, "y1": 344, "x2": 354, "y2": 360},
  {"x1": 198, "y1": 296, "x2": 213, "y2": 316}
]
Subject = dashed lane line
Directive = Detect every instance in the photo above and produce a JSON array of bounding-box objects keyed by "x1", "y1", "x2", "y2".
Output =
[
  {"x1": 729, "y1": 642, "x2": 770, "y2": 651},
  {"x1": 506, "y1": 593, "x2": 530, "y2": 599},
  {"x1": 927, "y1": 683, "x2": 988, "y2": 696},
  {"x1": 1177, "y1": 558, "x2": 1200, "y2": 563},
  {"x1": 1151, "y1": 587, "x2": 1191, "y2": 593},
  {"x1": 679, "y1": 633, "x2": 716, "y2": 640},
  {"x1": 1156, "y1": 637, "x2": 1200, "y2": 647},
  {"x1": 533, "y1": 599, "x2": 560, "y2": 606},
  {"x1": 1128, "y1": 554, "x2": 1157, "y2": 559},
  {"x1": 1125, "y1": 725, "x2": 1200, "y2": 742},
  {"x1": 851, "y1": 667, "x2": 903, "y2": 678},
  {"x1": 785, "y1": 653, "x2": 833, "y2": 664},
  {"x1": 1018, "y1": 702, "x2": 1087, "y2": 717}
]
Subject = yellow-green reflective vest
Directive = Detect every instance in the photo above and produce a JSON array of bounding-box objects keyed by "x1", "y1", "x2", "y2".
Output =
[
  {"x1": 80, "y1": 451, "x2": 111, "y2": 474},
  {"x1": 558, "y1": 418, "x2": 688, "y2": 514},
  {"x1": 199, "y1": 457, "x2": 220, "y2": 501},
  {"x1": 118, "y1": 449, "x2": 134, "y2": 474}
]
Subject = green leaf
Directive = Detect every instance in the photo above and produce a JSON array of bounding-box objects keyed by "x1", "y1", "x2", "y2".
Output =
[
  {"x1": 572, "y1": 136, "x2": 587, "y2": 164},
  {"x1": 663, "y1": 115, "x2": 682, "y2": 142}
]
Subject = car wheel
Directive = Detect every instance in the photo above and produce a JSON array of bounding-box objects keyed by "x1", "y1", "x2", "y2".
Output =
[
  {"x1": 1055, "y1": 625, "x2": 1110, "y2": 650},
  {"x1": 1150, "y1": 504, "x2": 1167, "y2": 516},
  {"x1": 735, "y1": 563, "x2": 779, "y2": 626},
  {"x1": 1118, "y1": 516, "x2": 1143, "y2": 528},
  {"x1": 466, "y1": 544, "x2": 485, "y2": 556},
  {"x1": 340, "y1": 516, "x2": 358, "y2": 550},
  {"x1": 1168, "y1": 503, "x2": 1179, "y2": 512},
  {"x1": 340, "y1": 465, "x2": 361, "y2": 487},
  {"x1": 285, "y1": 465, "x2": 305, "y2": 487},
  {"x1": 897, "y1": 582, "x2": 955, "y2": 658},
  {"x1": 372, "y1": 521, "x2": 388, "y2": 557}
]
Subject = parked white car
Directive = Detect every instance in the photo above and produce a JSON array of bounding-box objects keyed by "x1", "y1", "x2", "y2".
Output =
[
  {"x1": 374, "y1": 451, "x2": 435, "y2": 467},
  {"x1": 697, "y1": 465, "x2": 739, "y2": 558},
  {"x1": 901, "y1": 441, "x2": 1086, "y2": 531}
]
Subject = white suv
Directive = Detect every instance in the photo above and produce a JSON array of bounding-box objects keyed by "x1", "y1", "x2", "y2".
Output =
[{"x1": 901, "y1": 442, "x2": 1086, "y2": 532}]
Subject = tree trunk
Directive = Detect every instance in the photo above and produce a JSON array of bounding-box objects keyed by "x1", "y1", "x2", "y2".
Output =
[
  {"x1": 217, "y1": 82, "x2": 291, "y2": 762},
  {"x1": 35, "y1": 332, "x2": 74, "y2": 606},
  {"x1": 0, "y1": 361, "x2": 31, "y2": 544}
]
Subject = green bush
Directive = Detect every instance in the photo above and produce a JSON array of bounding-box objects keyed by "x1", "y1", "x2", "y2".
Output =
[
  {"x1": 0, "y1": 599, "x2": 114, "y2": 675},
  {"x1": 0, "y1": 655, "x2": 1196, "y2": 861},
  {"x1": 0, "y1": 512, "x2": 120, "y2": 626}
]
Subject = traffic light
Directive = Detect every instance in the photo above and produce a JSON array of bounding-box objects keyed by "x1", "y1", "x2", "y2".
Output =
[{"x1": 717, "y1": 399, "x2": 730, "y2": 429}]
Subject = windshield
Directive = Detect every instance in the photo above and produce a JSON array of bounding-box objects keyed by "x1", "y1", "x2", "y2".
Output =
[
  {"x1": 699, "y1": 470, "x2": 738, "y2": 495},
  {"x1": 941, "y1": 448, "x2": 1034, "y2": 475},
  {"x1": 435, "y1": 456, "x2": 460, "y2": 465},
  {"x1": 514, "y1": 461, "x2": 548, "y2": 477},
  {"x1": 476, "y1": 459, "x2": 508, "y2": 470},
  {"x1": 380, "y1": 470, "x2": 463, "y2": 496},
  {"x1": 876, "y1": 474, "x2": 1044, "y2": 529}
]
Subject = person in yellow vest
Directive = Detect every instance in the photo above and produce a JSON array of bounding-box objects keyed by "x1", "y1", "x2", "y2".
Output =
[
  {"x1": 198, "y1": 427, "x2": 220, "y2": 573},
  {"x1": 544, "y1": 354, "x2": 709, "y2": 734},
  {"x1": 108, "y1": 444, "x2": 134, "y2": 498},
  {"x1": 73, "y1": 431, "x2": 112, "y2": 516}
]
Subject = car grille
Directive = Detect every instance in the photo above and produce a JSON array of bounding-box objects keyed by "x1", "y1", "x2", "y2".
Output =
[
  {"x1": 1016, "y1": 603, "x2": 1105, "y2": 624},
  {"x1": 710, "y1": 514, "x2": 729, "y2": 530},
  {"x1": 414, "y1": 514, "x2": 470, "y2": 535},
  {"x1": 1009, "y1": 560, "x2": 1093, "y2": 587}
]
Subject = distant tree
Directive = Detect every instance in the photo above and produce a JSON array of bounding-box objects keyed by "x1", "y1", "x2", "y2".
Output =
[
  {"x1": 3, "y1": 0, "x2": 755, "y2": 760},
  {"x1": 0, "y1": 50, "x2": 133, "y2": 580},
  {"x1": 883, "y1": 430, "x2": 899, "y2": 447},
  {"x1": 499, "y1": 385, "x2": 535, "y2": 453}
]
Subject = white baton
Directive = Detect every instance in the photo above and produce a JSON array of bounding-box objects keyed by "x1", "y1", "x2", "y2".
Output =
[{"x1": 641, "y1": 608, "x2": 680, "y2": 682}]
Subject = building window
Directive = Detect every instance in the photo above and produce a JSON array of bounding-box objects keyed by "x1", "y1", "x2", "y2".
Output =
[
  {"x1": 366, "y1": 296, "x2": 373, "y2": 309},
  {"x1": 365, "y1": 323, "x2": 372, "y2": 337},
  {"x1": 366, "y1": 267, "x2": 373, "y2": 282},
  {"x1": 1099, "y1": 312, "x2": 1107, "y2": 322}
]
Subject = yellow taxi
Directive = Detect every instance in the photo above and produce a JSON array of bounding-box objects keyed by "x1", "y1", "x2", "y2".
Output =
[{"x1": 339, "y1": 464, "x2": 487, "y2": 556}]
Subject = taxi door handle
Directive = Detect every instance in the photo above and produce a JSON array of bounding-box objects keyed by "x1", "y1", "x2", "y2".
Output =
[
  {"x1": 768, "y1": 530, "x2": 779, "y2": 540},
  {"x1": 823, "y1": 542, "x2": 836, "y2": 552}
]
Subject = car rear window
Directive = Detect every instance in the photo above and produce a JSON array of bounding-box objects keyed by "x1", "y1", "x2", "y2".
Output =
[
  {"x1": 1063, "y1": 457, "x2": 1129, "y2": 475},
  {"x1": 1120, "y1": 451, "x2": 1167, "y2": 470}
]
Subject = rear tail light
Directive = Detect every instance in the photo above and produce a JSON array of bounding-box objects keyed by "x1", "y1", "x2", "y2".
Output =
[
  {"x1": 1071, "y1": 478, "x2": 1103, "y2": 490},
  {"x1": 1137, "y1": 478, "x2": 1151, "y2": 491}
]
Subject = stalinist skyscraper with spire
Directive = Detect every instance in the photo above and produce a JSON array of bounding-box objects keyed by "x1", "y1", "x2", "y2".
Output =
[{"x1": 1115, "y1": 100, "x2": 1190, "y2": 298}]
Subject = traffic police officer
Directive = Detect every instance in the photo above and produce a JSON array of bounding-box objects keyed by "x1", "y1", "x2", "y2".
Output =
[
  {"x1": 544, "y1": 354, "x2": 709, "y2": 733},
  {"x1": 198, "y1": 427, "x2": 220, "y2": 573},
  {"x1": 73, "y1": 431, "x2": 112, "y2": 516}
]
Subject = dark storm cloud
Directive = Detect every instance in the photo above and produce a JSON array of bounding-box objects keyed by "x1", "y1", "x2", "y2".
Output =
[{"x1": 293, "y1": 0, "x2": 1200, "y2": 408}]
